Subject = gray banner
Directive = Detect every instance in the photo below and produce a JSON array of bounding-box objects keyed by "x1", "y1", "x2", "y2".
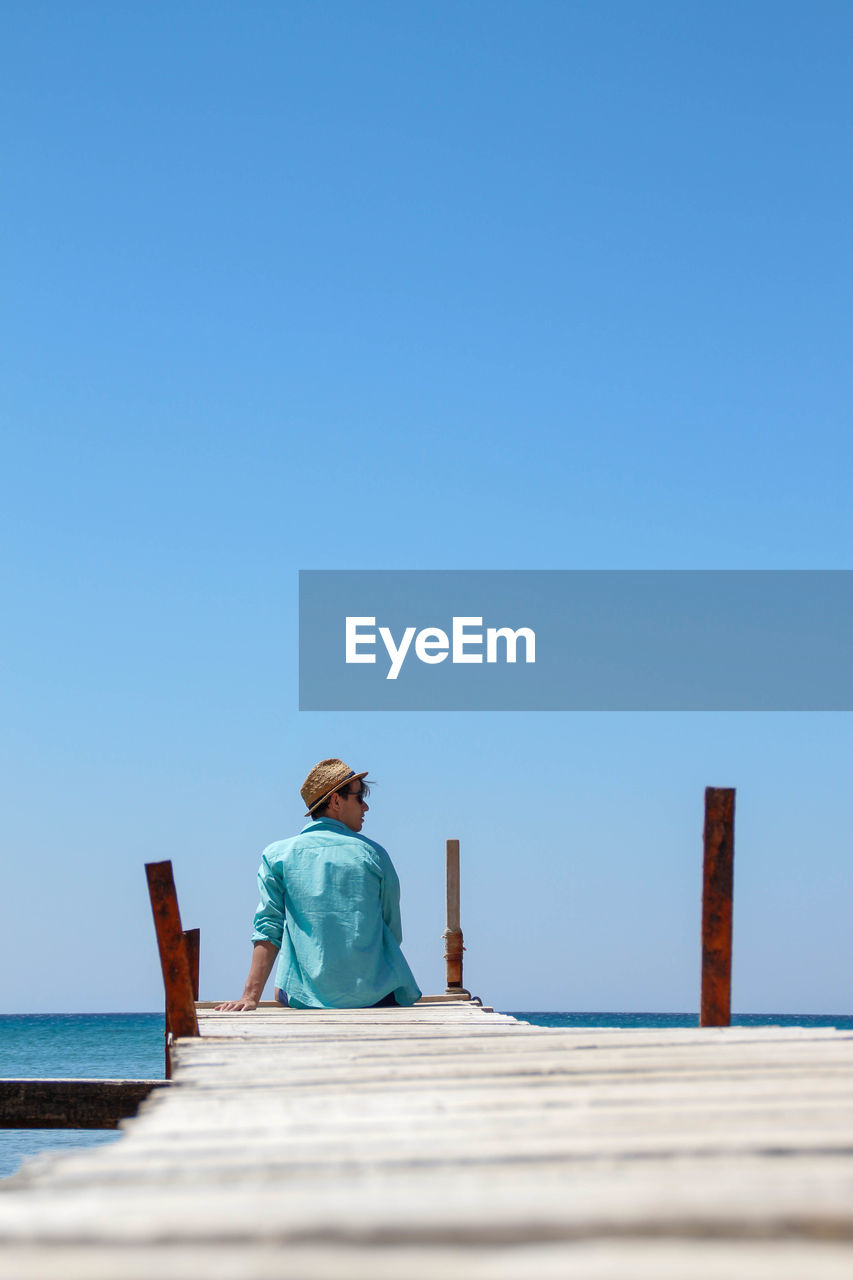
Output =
[{"x1": 298, "y1": 570, "x2": 853, "y2": 710}]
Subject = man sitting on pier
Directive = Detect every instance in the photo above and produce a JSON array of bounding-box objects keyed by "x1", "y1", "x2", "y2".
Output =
[{"x1": 216, "y1": 758, "x2": 422, "y2": 1011}]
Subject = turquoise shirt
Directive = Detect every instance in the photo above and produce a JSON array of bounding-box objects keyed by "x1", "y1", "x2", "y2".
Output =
[{"x1": 251, "y1": 818, "x2": 422, "y2": 1009}]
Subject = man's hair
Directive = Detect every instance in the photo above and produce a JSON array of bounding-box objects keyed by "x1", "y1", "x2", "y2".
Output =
[{"x1": 312, "y1": 778, "x2": 371, "y2": 819}]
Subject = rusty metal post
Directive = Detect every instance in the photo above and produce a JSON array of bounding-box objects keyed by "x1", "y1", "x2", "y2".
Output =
[
  {"x1": 442, "y1": 838, "x2": 469, "y2": 997},
  {"x1": 700, "y1": 788, "x2": 735, "y2": 1027},
  {"x1": 182, "y1": 928, "x2": 200, "y2": 1001},
  {"x1": 145, "y1": 862, "x2": 199, "y2": 1078}
]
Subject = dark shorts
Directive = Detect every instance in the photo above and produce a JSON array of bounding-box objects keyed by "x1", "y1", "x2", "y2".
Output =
[{"x1": 276, "y1": 989, "x2": 398, "y2": 1009}]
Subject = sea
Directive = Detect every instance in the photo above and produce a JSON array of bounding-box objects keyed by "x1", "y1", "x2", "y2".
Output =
[{"x1": 2, "y1": 1010, "x2": 852, "y2": 1179}]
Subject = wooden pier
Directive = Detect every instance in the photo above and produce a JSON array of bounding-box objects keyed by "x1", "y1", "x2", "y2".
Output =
[{"x1": 2, "y1": 1001, "x2": 853, "y2": 1277}]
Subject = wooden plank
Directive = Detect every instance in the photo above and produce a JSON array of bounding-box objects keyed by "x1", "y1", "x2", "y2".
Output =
[
  {"x1": 0, "y1": 1080, "x2": 167, "y2": 1129},
  {"x1": 5, "y1": 1151, "x2": 853, "y2": 1241},
  {"x1": 1, "y1": 1239, "x2": 852, "y2": 1280}
]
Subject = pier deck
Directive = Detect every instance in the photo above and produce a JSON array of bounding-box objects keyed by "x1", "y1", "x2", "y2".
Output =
[{"x1": 2, "y1": 1002, "x2": 853, "y2": 1277}]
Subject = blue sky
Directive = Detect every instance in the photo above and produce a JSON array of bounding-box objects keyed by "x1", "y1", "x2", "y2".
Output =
[{"x1": 1, "y1": 2, "x2": 851, "y2": 1014}]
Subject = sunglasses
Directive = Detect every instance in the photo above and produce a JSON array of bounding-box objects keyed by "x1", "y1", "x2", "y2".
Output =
[{"x1": 344, "y1": 787, "x2": 368, "y2": 803}]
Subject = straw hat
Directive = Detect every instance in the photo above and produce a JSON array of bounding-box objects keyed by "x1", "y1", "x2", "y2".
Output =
[{"x1": 301, "y1": 758, "x2": 368, "y2": 816}]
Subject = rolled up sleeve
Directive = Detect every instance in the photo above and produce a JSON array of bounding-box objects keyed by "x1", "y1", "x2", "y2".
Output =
[{"x1": 250, "y1": 847, "x2": 285, "y2": 948}]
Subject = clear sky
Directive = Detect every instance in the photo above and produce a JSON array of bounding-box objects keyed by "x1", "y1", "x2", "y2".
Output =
[{"x1": 2, "y1": 2, "x2": 851, "y2": 1014}]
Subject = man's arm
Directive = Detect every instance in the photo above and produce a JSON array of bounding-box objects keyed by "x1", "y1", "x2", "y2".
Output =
[{"x1": 214, "y1": 940, "x2": 279, "y2": 1011}]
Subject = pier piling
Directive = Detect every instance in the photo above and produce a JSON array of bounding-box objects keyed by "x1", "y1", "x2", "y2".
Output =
[
  {"x1": 442, "y1": 837, "x2": 469, "y2": 997},
  {"x1": 700, "y1": 786, "x2": 735, "y2": 1027},
  {"x1": 145, "y1": 860, "x2": 199, "y2": 1075}
]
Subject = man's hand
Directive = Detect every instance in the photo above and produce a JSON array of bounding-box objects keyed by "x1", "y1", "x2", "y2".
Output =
[{"x1": 214, "y1": 996, "x2": 259, "y2": 1012}]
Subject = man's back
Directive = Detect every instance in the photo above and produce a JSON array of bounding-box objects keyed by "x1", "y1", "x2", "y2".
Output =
[{"x1": 252, "y1": 817, "x2": 422, "y2": 1009}]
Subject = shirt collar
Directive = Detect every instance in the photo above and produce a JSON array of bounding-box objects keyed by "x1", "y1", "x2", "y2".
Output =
[{"x1": 301, "y1": 817, "x2": 355, "y2": 836}]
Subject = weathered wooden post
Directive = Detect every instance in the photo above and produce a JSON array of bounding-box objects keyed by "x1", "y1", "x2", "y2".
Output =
[
  {"x1": 443, "y1": 838, "x2": 470, "y2": 998},
  {"x1": 145, "y1": 861, "x2": 199, "y2": 1076},
  {"x1": 182, "y1": 927, "x2": 200, "y2": 1002},
  {"x1": 700, "y1": 787, "x2": 735, "y2": 1027}
]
